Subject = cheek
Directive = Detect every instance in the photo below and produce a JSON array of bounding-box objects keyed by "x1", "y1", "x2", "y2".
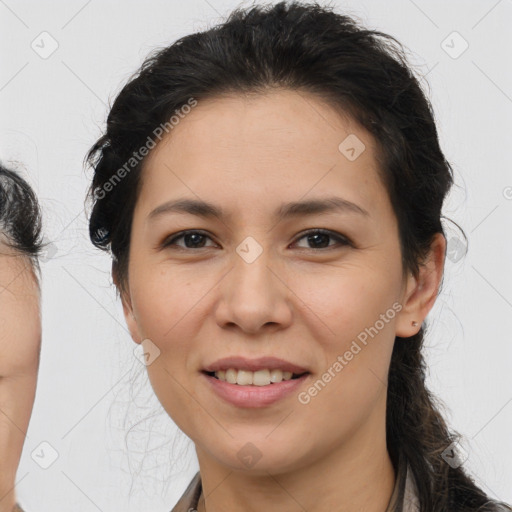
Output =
[
  {"x1": 291, "y1": 264, "x2": 400, "y2": 411},
  {"x1": 130, "y1": 265, "x2": 198, "y2": 339},
  {"x1": 129, "y1": 271, "x2": 200, "y2": 426},
  {"x1": 291, "y1": 263, "x2": 401, "y2": 340},
  {"x1": 0, "y1": 292, "x2": 41, "y2": 375},
  {"x1": 129, "y1": 266, "x2": 207, "y2": 394}
]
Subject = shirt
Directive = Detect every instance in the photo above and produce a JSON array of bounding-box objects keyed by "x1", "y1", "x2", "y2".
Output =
[{"x1": 170, "y1": 455, "x2": 420, "y2": 512}]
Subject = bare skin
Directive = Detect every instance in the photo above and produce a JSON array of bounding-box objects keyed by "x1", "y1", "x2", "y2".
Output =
[
  {"x1": 119, "y1": 89, "x2": 445, "y2": 512},
  {"x1": 0, "y1": 248, "x2": 41, "y2": 512}
]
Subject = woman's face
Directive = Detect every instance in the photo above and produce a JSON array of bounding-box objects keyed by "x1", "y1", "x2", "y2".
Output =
[
  {"x1": 120, "y1": 89, "x2": 429, "y2": 474},
  {"x1": 0, "y1": 248, "x2": 41, "y2": 504}
]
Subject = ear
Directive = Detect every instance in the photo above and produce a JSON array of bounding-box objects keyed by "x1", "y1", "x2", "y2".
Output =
[
  {"x1": 395, "y1": 232, "x2": 446, "y2": 337},
  {"x1": 113, "y1": 269, "x2": 142, "y2": 346}
]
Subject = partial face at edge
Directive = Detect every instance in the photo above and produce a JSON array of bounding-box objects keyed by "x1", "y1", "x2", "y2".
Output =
[
  {"x1": 118, "y1": 89, "x2": 439, "y2": 474},
  {"x1": 0, "y1": 248, "x2": 41, "y2": 502}
]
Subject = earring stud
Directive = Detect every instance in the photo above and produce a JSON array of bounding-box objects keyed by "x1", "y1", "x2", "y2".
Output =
[{"x1": 412, "y1": 320, "x2": 418, "y2": 327}]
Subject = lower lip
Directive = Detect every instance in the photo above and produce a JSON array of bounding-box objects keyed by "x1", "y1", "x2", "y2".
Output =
[{"x1": 202, "y1": 372, "x2": 310, "y2": 408}]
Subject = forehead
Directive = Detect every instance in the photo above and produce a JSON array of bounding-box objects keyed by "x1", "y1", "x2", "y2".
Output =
[
  {"x1": 136, "y1": 89, "x2": 388, "y2": 219},
  {"x1": 147, "y1": 89, "x2": 374, "y2": 163}
]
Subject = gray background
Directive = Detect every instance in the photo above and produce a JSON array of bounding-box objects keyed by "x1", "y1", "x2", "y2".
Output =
[{"x1": 1, "y1": 0, "x2": 511, "y2": 510}]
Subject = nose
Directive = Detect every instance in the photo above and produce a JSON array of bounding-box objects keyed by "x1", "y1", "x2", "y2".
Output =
[{"x1": 214, "y1": 249, "x2": 293, "y2": 335}]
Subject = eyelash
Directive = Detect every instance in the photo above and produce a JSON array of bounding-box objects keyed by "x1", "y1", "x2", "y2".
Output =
[{"x1": 161, "y1": 228, "x2": 352, "y2": 252}]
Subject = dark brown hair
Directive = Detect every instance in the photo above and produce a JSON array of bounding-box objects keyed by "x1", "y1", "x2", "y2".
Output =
[
  {"x1": 85, "y1": 2, "x2": 510, "y2": 510},
  {"x1": 0, "y1": 162, "x2": 43, "y2": 269}
]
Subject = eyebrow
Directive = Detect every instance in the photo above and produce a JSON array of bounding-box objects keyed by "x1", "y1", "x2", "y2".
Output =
[{"x1": 147, "y1": 196, "x2": 369, "y2": 222}]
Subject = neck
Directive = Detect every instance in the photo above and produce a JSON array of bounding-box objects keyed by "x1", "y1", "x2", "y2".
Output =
[{"x1": 195, "y1": 400, "x2": 396, "y2": 512}]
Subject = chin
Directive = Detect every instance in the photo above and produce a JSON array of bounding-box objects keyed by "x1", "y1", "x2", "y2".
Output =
[{"x1": 200, "y1": 435, "x2": 310, "y2": 476}]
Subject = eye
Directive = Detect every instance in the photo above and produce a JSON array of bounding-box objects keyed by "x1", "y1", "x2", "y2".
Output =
[
  {"x1": 292, "y1": 229, "x2": 351, "y2": 250},
  {"x1": 161, "y1": 228, "x2": 351, "y2": 251},
  {"x1": 161, "y1": 230, "x2": 216, "y2": 250}
]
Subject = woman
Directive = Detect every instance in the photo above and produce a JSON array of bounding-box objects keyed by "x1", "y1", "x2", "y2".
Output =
[
  {"x1": 0, "y1": 163, "x2": 43, "y2": 512},
  {"x1": 85, "y1": 2, "x2": 511, "y2": 511}
]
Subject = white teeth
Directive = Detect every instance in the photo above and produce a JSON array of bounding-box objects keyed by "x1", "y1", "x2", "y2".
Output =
[
  {"x1": 270, "y1": 369, "x2": 283, "y2": 382},
  {"x1": 213, "y1": 368, "x2": 298, "y2": 385},
  {"x1": 225, "y1": 368, "x2": 237, "y2": 384},
  {"x1": 253, "y1": 369, "x2": 271, "y2": 386},
  {"x1": 236, "y1": 370, "x2": 253, "y2": 386}
]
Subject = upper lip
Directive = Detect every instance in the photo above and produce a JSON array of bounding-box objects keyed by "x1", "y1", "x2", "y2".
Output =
[{"x1": 203, "y1": 356, "x2": 309, "y2": 374}]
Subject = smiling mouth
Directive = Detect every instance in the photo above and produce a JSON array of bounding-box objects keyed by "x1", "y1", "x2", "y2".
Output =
[{"x1": 204, "y1": 369, "x2": 309, "y2": 386}]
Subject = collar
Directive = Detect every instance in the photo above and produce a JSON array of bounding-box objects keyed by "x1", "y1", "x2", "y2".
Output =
[{"x1": 170, "y1": 455, "x2": 420, "y2": 512}]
